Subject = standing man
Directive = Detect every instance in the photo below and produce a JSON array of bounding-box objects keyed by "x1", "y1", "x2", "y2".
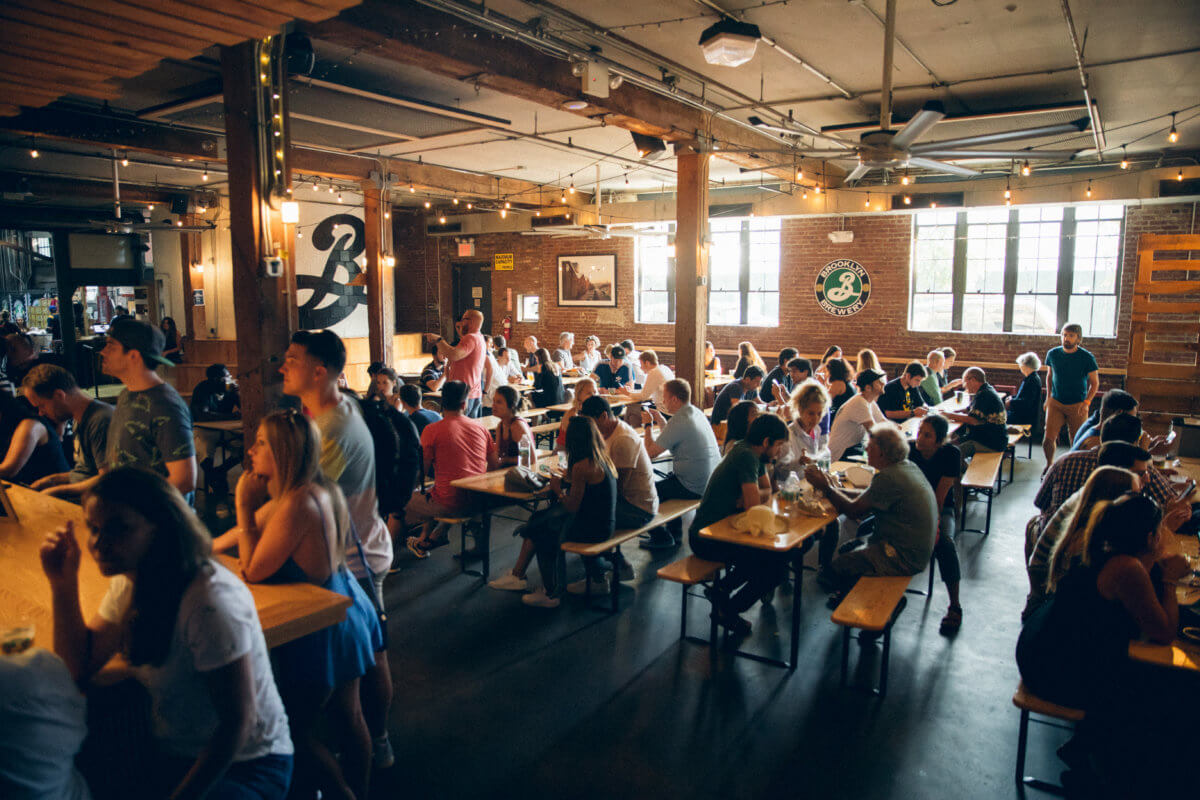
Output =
[
  {"x1": 100, "y1": 318, "x2": 196, "y2": 495},
  {"x1": 279, "y1": 329, "x2": 396, "y2": 768},
  {"x1": 1043, "y1": 322, "x2": 1099, "y2": 471},
  {"x1": 640, "y1": 378, "x2": 720, "y2": 550},
  {"x1": 23, "y1": 364, "x2": 113, "y2": 498},
  {"x1": 428, "y1": 310, "x2": 487, "y2": 418}
]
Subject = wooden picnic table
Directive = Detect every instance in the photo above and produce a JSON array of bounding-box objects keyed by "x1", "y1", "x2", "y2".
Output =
[
  {"x1": 193, "y1": 418, "x2": 244, "y2": 434},
  {"x1": 0, "y1": 483, "x2": 349, "y2": 651}
]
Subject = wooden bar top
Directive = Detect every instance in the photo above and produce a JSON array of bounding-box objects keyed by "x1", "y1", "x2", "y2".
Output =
[{"x1": 0, "y1": 484, "x2": 349, "y2": 651}]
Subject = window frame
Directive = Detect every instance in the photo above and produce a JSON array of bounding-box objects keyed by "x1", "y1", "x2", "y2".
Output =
[{"x1": 908, "y1": 204, "x2": 1123, "y2": 338}]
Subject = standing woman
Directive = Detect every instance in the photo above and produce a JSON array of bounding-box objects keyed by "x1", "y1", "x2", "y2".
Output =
[
  {"x1": 40, "y1": 467, "x2": 294, "y2": 799},
  {"x1": 733, "y1": 341, "x2": 766, "y2": 378},
  {"x1": 492, "y1": 385, "x2": 536, "y2": 466},
  {"x1": 577, "y1": 335, "x2": 603, "y2": 375},
  {"x1": 160, "y1": 317, "x2": 184, "y2": 364},
  {"x1": 214, "y1": 410, "x2": 381, "y2": 800},
  {"x1": 531, "y1": 347, "x2": 565, "y2": 407},
  {"x1": 825, "y1": 358, "x2": 857, "y2": 419}
]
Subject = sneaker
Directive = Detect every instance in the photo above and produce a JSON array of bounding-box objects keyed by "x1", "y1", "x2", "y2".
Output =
[
  {"x1": 372, "y1": 733, "x2": 395, "y2": 769},
  {"x1": 566, "y1": 576, "x2": 609, "y2": 595},
  {"x1": 406, "y1": 536, "x2": 430, "y2": 559},
  {"x1": 488, "y1": 573, "x2": 528, "y2": 591},
  {"x1": 638, "y1": 532, "x2": 678, "y2": 551},
  {"x1": 939, "y1": 605, "x2": 963, "y2": 636},
  {"x1": 521, "y1": 589, "x2": 561, "y2": 608}
]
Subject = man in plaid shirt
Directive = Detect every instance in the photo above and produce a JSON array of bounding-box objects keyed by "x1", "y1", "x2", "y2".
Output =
[{"x1": 1034, "y1": 413, "x2": 1174, "y2": 529}]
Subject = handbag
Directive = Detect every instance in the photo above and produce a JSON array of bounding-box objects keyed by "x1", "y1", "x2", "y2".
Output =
[{"x1": 504, "y1": 465, "x2": 548, "y2": 494}]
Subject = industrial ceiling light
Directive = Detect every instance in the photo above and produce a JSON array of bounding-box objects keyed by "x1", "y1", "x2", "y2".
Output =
[
  {"x1": 698, "y1": 17, "x2": 761, "y2": 67},
  {"x1": 1085, "y1": 180, "x2": 1092, "y2": 198},
  {"x1": 1168, "y1": 113, "x2": 1179, "y2": 144},
  {"x1": 631, "y1": 131, "x2": 666, "y2": 160},
  {"x1": 562, "y1": 100, "x2": 589, "y2": 111},
  {"x1": 1178, "y1": 169, "x2": 1185, "y2": 181},
  {"x1": 1021, "y1": 160, "x2": 1031, "y2": 177},
  {"x1": 423, "y1": 200, "x2": 431, "y2": 208},
  {"x1": 1120, "y1": 146, "x2": 1129, "y2": 170}
]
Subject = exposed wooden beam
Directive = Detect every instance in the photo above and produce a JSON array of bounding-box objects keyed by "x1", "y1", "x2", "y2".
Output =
[
  {"x1": 0, "y1": 170, "x2": 180, "y2": 203},
  {"x1": 674, "y1": 149, "x2": 708, "y2": 400},
  {"x1": 303, "y1": 2, "x2": 841, "y2": 185},
  {"x1": 361, "y1": 181, "x2": 394, "y2": 365},
  {"x1": 0, "y1": 107, "x2": 221, "y2": 162}
]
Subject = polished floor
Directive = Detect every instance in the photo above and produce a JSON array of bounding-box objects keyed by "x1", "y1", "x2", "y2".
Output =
[{"x1": 356, "y1": 451, "x2": 1067, "y2": 800}]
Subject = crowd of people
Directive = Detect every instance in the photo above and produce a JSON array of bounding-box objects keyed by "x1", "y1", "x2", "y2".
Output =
[{"x1": 5, "y1": 309, "x2": 1196, "y2": 800}]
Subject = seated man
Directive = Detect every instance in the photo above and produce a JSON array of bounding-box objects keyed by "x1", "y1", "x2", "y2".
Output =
[
  {"x1": 760, "y1": 347, "x2": 799, "y2": 403},
  {"x1": 22, "y1": 364, "x2": 113, "y2": 499},
  {"x1": 420, "y1": 350, "x2": 447, "y2": 393},
  {"x1": 553, "y1": 331, "x2": 575, "y2": 371},
  {"x1": 689, "y1": 414, "x2": 791, "y2": 635},
  {"x1": 806, "y1": 424, "x2": 937, "y2": 602},
  {"x1": 190, "y1": 363, "x2": 240, "y2": 421},
  {"x1": 711, "y1": 366, "x2": 764, "y2": 426},
  {"x1": 778, "y1": 357, "x2": 814, "y2": 402},
  {"x1": 592, "y1": 344, "x2": 633, "y2": 392},
  {"x1": 938, "y1": 346, "x2": 965, "y2": 397},
  {"x1": 1070, "y1": 388, "x2": 1142, "y2": 452},
  {"x1": 405, "y1": 380, "x2": 496, "y2": 558},
  {"x1": 640, "y1": 378, "x2": 720, "y2": 550},
  {"x1": 942, "y1": 367, "x2": 1007, "y2": 457},
  {"x1": 918, "y1": 350, "x2": 945, "y2": 405},
  {"x1": 398, "y1": 383, "x2": 441, "y2": 435},
  {"x1": 1034, "y1": 412, "x2": 1176, "y2": 528},
  {"x1": 877, "y1": 361, "x2": 930, "y2": 422},
  {"x1": 827, "y1": 368, "x2": 888, "y2": 461},
  {"x1": 523, "y1": 335, "x2": 540, "y2": 369}
]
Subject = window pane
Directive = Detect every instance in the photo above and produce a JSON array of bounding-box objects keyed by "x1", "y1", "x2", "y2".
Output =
[
  {"x1": 910, "y1": 293, "x2": 953, "y2": 331},
  {"x1": 1017, "y1": 219, "x2": 1060, "y2": 294},
  {"x1": 748, "y1": 221, "x2": 780, "y2": 292},
  {"x1": 747, "y1": 291, "x2": 778, "y2": 326},
  {"x1": 638, "y1": 291, "x2": 670, "y2": 324},
  {"x1": 913, "y1": 220, "x2": 955, "y2": 293},
  {"x1": 1069, "y1": 294, "x2": 1117, "y2": 338},
  {"x1": 709, "y1": 291, "x2": 741, "y2": 325},
  {"x1": 1012, "y1": 295, "x2": 1057, "y2": 334},
  {"x1": 965, "y1": 220, "x2": 1006, "y2": 293},
  {"x1": 962, "y1": 295, "x2": 1005, "y2": 333},
  {"x1": 709, "y1": 231, "x2": 740, "y2": 291}
]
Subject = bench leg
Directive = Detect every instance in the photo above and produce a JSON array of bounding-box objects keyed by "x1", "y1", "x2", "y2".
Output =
[
  {"x1": 927, "y1": 554, "x2": 936, "y2": 596},
  {"x1": 788, "y1": 557, "x2": 802, "y2": 670},
  {"x1": 984, "y1": 489, "x2": 994, "y2": 536},
  {"x1": 680, "y1": 584, "x2": 688, "y2": 641},
  {"x1": 609, "y1": 551, "x2": 619, "y2": 613},
  {"x1": 480, "y1": 512, "x2": 491, "y2": 580},
  {"x1": 878, "y1": 628, "x2": 891, "y2": 698},
  {"x1": 1015, "y1": 708, "x2": 1029, "y2": 787},
  {"x1": 840, "y1": 628, "x2": 850, "y2": 687}
]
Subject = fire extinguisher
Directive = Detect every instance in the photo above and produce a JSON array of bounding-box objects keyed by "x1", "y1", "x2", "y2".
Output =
[{"x1": 502, "y1": 314, "x2": 512, "y2": 341}]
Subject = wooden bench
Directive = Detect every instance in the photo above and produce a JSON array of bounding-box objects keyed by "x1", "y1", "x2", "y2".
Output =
[
  {"x1": 830, "y1": 575, "x2": 911, "y2": 697},
  {"x1": 961, "y1": 451, "x2": 1005, "y2": 536},
  {"x1": 434, "y1": 515, "x2": 486, "y2": 578},
  {"x1": 1000, "y1": 427, "x2": 1031, "y2": 489},
  {"x1": 562, "y1": 498, "x2": 700, "y2": 612},
  {"x1": 1013, "y1": 681, "x2": 1085, "y2": 793},
  {"x1": 529, "y1": 421, "x2": 560, "y2": 450},
  {"x1": 657, "y1": 555, "x2": 724, "y2": 645}
]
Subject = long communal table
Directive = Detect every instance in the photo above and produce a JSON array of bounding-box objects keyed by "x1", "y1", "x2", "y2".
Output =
[{"x1": 0, "y1": 483, "x2": 349, "y2": 651}]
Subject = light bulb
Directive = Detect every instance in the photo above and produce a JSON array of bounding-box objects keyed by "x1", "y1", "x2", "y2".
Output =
[
  {"x1": 1005, "y1": 197, "x2": 1012, "y2": 207},
  {"x1": 147, "y1": 204, "x2": 155, "y2": 211},
  {"x1": 535, "y1": 210, "x2": 541, "y2": 216},
  {"x1": 409, "y1": 184, "x2": 416, "y2": 193},
  {"x1": 814, "y1": 185, "x2": 822, "y2": 194},
  {"x1": 201, "y1": 167, "x2": 208, "y2": 181},
  {"x1": 384, "y1": 210, "x2": 390, "y2": 220},
  {"x1": 796, "y1": 169, "x2": 803, "y2": 181},
  {"x1": 121, "y1": 154, "x2": 129, "y2": 166},
  {"x1": 802, "y1": 189, "x2": 808, "y2": 199},
  {"x1": 1021, "y1": 161, "x2": 1031, "y2": 177},
  {"x1": 1004, "y1": 187, "x2": 1011, "y2": 199},
  {"x1": 438, "y1": 216, "x2": 446, "y2": 224},
  {"x1": 197, "y1": 204, "x2": 207, "y2": 213},
  {"x1": 902, "y1": 194, "x2": 911, "y2": 205},
  {"x1": 560, "y1": 193, "x2": 566, "y2": 203},
  {"x1": 1168, "y1": 114, "x2": 1178, "y2": 144},
  {"x1": 452, "y1": 197, "x2": 459, "y2": 205},
  {"x1": 297, "y1": 230, "x2": 303, "y2": 239},
  {"x1": 504, "y1": 201, "x2": 511, "y2": 209},
  {"x1": 193, "y1": 262, "x2": 203, "y2": 274},
  {"x1": 175, "y1": 219, "x2": 183, "y2": 227},
  {"x1": 1120, "y1": 153, "x2": 1129, "y2": 170},
  {"x1": 30, "y1": 148, "x2": 38, "y2": 158},
  {"x1": 280, "y1": 200, "x2": 299, "y2": 224},
  {"x1": 467, "y1": 203, "x2": 473, "y2": 210},
  {"x1": 500, "y1": 209, "x2": 507, "y2": 219},
  {"x1": 328, "y1": 185, "x2": 334, "y2": 193},
  {"x1": 313, "y1": 180, "x2": 320, "y2": 191},
  {"x1": 930, "y1": 202, "x2": 937, "y2": 209},
  {"x1": 864, "y1": 194, "x2": 871, "y2": 208},
  {"x1": 901, "y1": 174, "x2": 909, "y2": 186},
  {"x1": 1085, "y1": 181, "x2": 1092, "y2": 198},
  {"x1": 568, "y1": 183, "x2": 575, "y2": 194},
  {"x1": 423, "y1": 200, "x2": 431, "y2": 208},
  {"x1": 1178, "y1": 169, "x2": 1184, "y2": 182},
  {"x1": 337, "y1": 192, "x2": 343, "y2": 202}
]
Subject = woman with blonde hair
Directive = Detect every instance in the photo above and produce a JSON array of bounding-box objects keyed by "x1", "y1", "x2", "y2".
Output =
[
  {"x1": 856, "y1": 348, "x2": 882, "y2": 376},
  {"x1": 775, "y1": 379, "x2": 831, "y2": 478},
  {"x1": 555, "y1": 376, "x2": 596, "y2": 450},
  {"x1": 214, "y1": 410, "x2": 383, "y2": 800},
  {"x1": 732, "y1": 341, "x2": 766, "y2": 378}
]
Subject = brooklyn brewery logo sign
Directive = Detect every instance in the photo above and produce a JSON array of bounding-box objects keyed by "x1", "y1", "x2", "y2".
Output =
[{"x1": 814, "y1": 259, "x2": 871, "y2": 316}]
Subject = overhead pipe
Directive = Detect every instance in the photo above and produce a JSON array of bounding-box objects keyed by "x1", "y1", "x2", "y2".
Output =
[
  {"x1": 880, "y1": 0, "x2": 897, "y2": 130},
  {"x1": 1059, "y1": 0, "x2": 1105, "y2": 158}
]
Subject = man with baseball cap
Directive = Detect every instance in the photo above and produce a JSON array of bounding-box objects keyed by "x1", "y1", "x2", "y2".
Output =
[
  {"x1": 100, "y1": 317, "x2": 196, "y2": 495},
  {"x1": 827, "y1": 367, "x2": 890, "y2": 462}
]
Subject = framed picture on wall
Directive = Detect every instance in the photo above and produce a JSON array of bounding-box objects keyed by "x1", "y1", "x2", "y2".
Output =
[{"x1": 557, "y1": 254, "x2": 617, "y2": 307}]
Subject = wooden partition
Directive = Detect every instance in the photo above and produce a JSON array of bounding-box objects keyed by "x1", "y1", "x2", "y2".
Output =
[{"x1": 1127, "y1": 233, "x2": 1200, "y2": 416}]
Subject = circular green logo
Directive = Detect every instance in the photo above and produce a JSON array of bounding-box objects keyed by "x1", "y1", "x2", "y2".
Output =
[{"x1": 814, "y1": 259, "x2": 871, "y2": 316}]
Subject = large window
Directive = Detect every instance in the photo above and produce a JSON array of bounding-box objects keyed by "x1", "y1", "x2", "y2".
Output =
[
  {"x1": 635, "y1": 217, "x2": 781, "y2": 326},
  {"x1": 909, "y1": 203, "x2": 1123, "y2": 337}
]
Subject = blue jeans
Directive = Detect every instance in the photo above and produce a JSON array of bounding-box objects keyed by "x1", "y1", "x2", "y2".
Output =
[
  {"x1": 157, "y1": 753, "x2": 292, "y2": 799},
  {"x1": 464, "y1": 397, "x2": 482, "y2": 418}
]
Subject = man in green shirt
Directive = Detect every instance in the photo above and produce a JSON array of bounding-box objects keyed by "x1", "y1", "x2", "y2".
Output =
[{"x1": 689, "y1": 414, "x2": 789, "y2": 636}]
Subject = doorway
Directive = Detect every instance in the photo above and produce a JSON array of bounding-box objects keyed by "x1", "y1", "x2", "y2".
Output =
[{"x1": 452, "y1": 261, "x2": 492, "y2": 335}]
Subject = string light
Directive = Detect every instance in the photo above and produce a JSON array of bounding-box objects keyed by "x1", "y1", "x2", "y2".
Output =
[
  {"x1": 1178, "y1": 169, "x2": 1185, "y2": 182},
  {"x1": 336, "y1": 191, "x2": 343, "y2": 203},
  {"x1": 1168, "y1": 113, "x2": 1178, "y2": 144},
  {"x1": 1021, "y1": 161, "x2": 1031, "y2": 177},
  {"x1": 201, "y1": 166, "x2": 208, "y2": 182},
  {"x1": 328, "y1": 184, "x2": 335, "y2": 194},
  {"x1": 175, "y1": 219, "x2": 183, "y2": 227},
  {"x1": 384, "y1": 210, "x2": 390, "y2": 220},
  {"x1": 297, "y1": 230, "x2": 303, "y2": 239},
  {"x1": 814, "y1": 185, "x2": 821, "y2": 194},
  {"x1": 930, "y1": 202, "x2": 937, "y2": 209},
  {"x1": 1120, "y1": 146, "x2": 1129, "y2": 170},
  {"x1": 901, "y1": 172, "x2": 910, "y2": 186},
  {"x1": 795, "y1": 168, "x2": 803, "y2": 181},
  {"x1": 147, "y1": 204, "x2": 154, "y2": 211},
  {"x1": 560, "y1": 191, "x2": 567, "y2": 203},
  {"x1": 423, "y1": 200, "x2": 431, "y2": 208},
  {"x1": 864, "y1": 193, "x2": 871, "y2": 208},
  {"x1": 568, "y1": 182, "x2": 575, "y2": 194},
  {"x1": 312, "y1": 179, "x2": 320, "y2": 191},
  {"x1": 1004, "y1": 177, "x2": 1011, "y2": 200},
  {"x1": 438, "y1": 216, "x2": 446, "y2": 224},
  {"x1": 120, "y1": 153, "x2": 129, "y2": 167},
  {"x1": 452, "y1": 197, "x2": 459, "y2": 205},
  {"x1": 1085, "y1": 180, "x2": 1092, "y2": 198},
  {"x1": 902, "y1": 194, "x2": 912, "y2": 205},
  {"x1": 29, "y1": 137, "x2": 38, "y2": 158},
  {"x1": 467, "y1": 202, "x2": 473, "y2": 210},
  {"x1": 499, "y1": 208, "x2": 507, "y2": 219},
  {"x1": 504, "y1": 201, "x2": 511, "y2": 209},
  {"x1": 409, "y1": 183, "x2": 416, "y2": 193},
  {"x1": 802, "y1": 188, "x2": 808, "y2": 199}
]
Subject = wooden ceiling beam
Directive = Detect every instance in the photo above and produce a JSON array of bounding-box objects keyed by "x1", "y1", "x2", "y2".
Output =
[
  {"x1": 110, "y1": 0, "x2": 277, "y2": 42},
  {"x1": 0, "y1": 7, "x2": 204, "y2": 61},
  {"x1": 1, "y1": 44, "x2": 155, "y2": 79},
  {"x1": 0, "y1": 107, "x2": 221, "y2": 161},
  {"x1": 0, "y1": 71, "x2": 123, "y2": 102},
  {"x1": 46, "y1": 0, "x2": 248, "y2": 47},
  {"x1": 0, "y1": 170, "x2": 180, "y2": 203},
  {"x1": 303, "y1": 1, "x2": 842, "y2": 185}
]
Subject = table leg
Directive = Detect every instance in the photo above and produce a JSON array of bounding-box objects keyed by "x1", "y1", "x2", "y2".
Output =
[
  {"x1": 789, "y1": 554, "x2": 802, "y2": 670},
  {"x1": 480, "y1": 510, "x2": 492, "y2": 581}
]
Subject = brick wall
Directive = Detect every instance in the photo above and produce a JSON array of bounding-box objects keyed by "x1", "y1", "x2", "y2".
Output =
[{"x1": 393, "y1": 202, "x2": 1197, "y2": 388}]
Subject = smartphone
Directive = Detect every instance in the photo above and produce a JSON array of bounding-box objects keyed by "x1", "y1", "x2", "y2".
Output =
[{"x1": 1177, "y1": 478, "x2": 1196, "y2": 500}]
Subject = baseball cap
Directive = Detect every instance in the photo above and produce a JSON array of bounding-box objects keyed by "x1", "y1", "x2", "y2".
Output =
[
  {"x1": 106, "y1": 318, "x2": 174, "y2": 368},
  {"x1": 855, "y1": 368, "x2": 886, "y2": 389}
]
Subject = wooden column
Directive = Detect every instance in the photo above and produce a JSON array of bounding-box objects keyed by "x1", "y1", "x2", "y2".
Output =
[
  {"x1": 674, "y1": 150, "x2": 709, "y2": 405},
  {"x1": 362, "y1": 181, "x2": 394, "y2": 365},
  {"x1": 221, "y1": 41, "x2": 295, "y2": 432},
  {"x1": 178, "y1": 223, "x2": 207, "y2": 342},
  {"x1": 51, "y1": 230, "x2": 77, "y2": 375}
]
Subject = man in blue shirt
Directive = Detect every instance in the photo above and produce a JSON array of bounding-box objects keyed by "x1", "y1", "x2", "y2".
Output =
[
  {"x1": 640, "y1": 378, "x2": 721, "y2": 549},
  {"x1": 399, "y1": 383, "x2": 442, "y2": 435},
  {"x1": 1043, "y1": 322, "x2": 1099, "y2": 471},
  {"x1": 711, "y1": 366, "x2": 764, "y2": 426}
]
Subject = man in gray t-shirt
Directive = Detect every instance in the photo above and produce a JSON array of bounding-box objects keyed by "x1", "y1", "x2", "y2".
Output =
[{"x1": 23, "y1": 363, "x2": 115, "y2": 498}]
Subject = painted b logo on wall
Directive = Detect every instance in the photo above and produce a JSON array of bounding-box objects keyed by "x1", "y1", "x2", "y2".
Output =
[{"x1": 815, "y1": 259, "x2": 871, "y2": 316}]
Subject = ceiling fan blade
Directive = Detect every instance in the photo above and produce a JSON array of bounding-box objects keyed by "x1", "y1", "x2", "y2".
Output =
[
  {"x1": 910, "y1": 149, "x2": 1080, "y2": 160},
  {"x1": 889, "y1": 105, "x2": 946, "y2": 150},
  {"x1": 905, "y1": 157, "x2": 980, "y2": 177},
  {"x1": 800, "y1": 149, "x2": 858, "y2": 157},
  {"x1": 843, "y1": 163, "x2": 873, "y2": 184},
  {"x1": 908, "y1": 117, "x2": 1091, "y2": 153}
]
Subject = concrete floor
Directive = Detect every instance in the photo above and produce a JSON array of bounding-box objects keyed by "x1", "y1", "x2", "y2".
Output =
[{"x1": 357, "y1": 450, "x2": 1070, "y2": 800}]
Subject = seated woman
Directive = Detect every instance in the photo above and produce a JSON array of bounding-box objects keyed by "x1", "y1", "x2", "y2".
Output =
[
  {"x1": 856, "y1": 348, "x2": 882, "y2": 376},
  {"x1": 160, "y1": 317, "x2": 184, "y2": 364},
  {"x1": 1007, "y1": 352, "x2": 1043, "y2": 426},
  {"x1": 815, "y1": 345, "x2": 842, "y2": 384},
  {"x1": 214, "y1": 410, "x2": 382, "y2": 800},
  {"x1": 732, "y1": 341, "x2": 766, "y2": 378},
  {"x1": 825, "y1": 358, "x2": 857, "y2": 419},
  {"x1": 555, "y1": 377, "x2": 596, "y2": 450},
  {"x1": 366, "y1": 365, "x2": 402, "y2": 409},
  {"x1": 1017, "y1": 492, "x2": 1194, "y2": 796},
  {"x1": 0, "y1": 391, "x2": 68, "y2": 484},
  {"x1": 39, "y1": 468, "x2": 294, "y2": 799},
  {"x1": 492, "y1": 385, "x2": 536, "y2": 466},
  {"x1": 530, "y1": 347, "x2": 565, "y2": 407},
  {"x1": 703, "y1": 340, "x2": 721, "y2": 374},
  {"x1": 908, "y1": 414, "x2": 964, "y2": 634},
  {"x1": 617, "y1": 349, "x2": 673, "y2": 408},
  {"x1": 720, "y1": 400, "x2": 760, "y2": 456},
  {"x1": 489, "y1": 416, "x2": 616, "y2": 607},
  {"x1": 577, "y1": 335, "x2": 602, "y2": 375},
  {"x1": 775, "y1": 379, "x2": 830, "y2": 474},
  {"x1": 591, "y1": 344, "x2": 632, "y2": 392}
]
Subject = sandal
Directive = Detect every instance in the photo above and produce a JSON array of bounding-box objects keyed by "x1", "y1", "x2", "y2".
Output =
[
  {"x1": 939, "y1": 605, "x2": 963, "y2": 635},
  {"x1": 406, "y1": 536, "x2": 431, "y2": 559}
]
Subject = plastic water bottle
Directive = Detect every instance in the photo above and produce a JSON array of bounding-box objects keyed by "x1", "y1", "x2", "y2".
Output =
[
  {"x1": 518, "y1": 438, "x2": 531, "y2": 469},
  {"x1": 781, "y1": 471, "x2": 802, "y2": 503},
  {"x1": 814, "y1": 445, "x2": 832, "y2": 474}
]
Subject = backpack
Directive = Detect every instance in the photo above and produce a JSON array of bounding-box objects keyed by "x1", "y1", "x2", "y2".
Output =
[{"x1": 356, "y1": 396, "x2": 422, "y2": 516}]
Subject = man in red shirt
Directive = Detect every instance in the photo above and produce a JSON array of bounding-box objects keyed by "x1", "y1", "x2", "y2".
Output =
[
  {"x1": 428, "y1": 309, "x2": 488, "y2": 418},
  {"x1": 406, "y1": 380, "x2": 496, "y2": 558}
]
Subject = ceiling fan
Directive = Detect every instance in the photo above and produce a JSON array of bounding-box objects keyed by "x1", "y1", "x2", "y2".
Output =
[{"x1": 749, "y1": 0, "x2": 1091, "y2": 184}]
